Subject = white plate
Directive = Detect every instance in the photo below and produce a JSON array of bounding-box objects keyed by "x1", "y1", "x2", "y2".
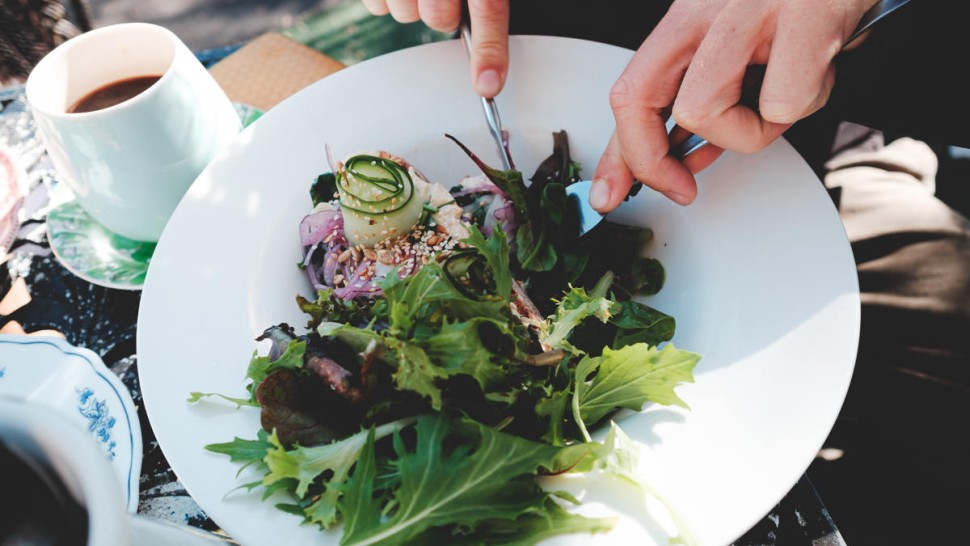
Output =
[
  {"x1": 137, "y1": 36, "x2": 859, "y2": 546},
  {"x1": 0, "y1": 334, "x2": 142, "y2": 512}
]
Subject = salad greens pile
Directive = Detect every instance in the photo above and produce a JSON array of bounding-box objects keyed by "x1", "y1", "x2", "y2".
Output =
[{"x1": 193, "y1": 131, "x2": 701, "y2": 545}]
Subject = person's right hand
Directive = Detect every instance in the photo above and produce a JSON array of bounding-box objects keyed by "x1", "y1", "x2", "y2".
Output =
[
  {"x1": 360, "y1": 0, "x2": 510, "y2": 98},
  {"x1": 588, "y1": 0, "x2": 880, "y2": 212}
]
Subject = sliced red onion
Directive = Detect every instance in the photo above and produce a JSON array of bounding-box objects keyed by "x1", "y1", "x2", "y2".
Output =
[
  {"x1": 493, "y1": 199, "x2": 518, "y2": 239},
  {"x1": 299, "y1": 209, "x2": 342, "y2": 247},
  {"x1": 321, "y1": 246, "x2": 340, "y2": 286}
]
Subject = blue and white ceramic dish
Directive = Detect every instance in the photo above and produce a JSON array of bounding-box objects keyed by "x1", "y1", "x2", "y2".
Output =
[{"x1": 0, "y1": 334, "x2": 142, "y2": 512}]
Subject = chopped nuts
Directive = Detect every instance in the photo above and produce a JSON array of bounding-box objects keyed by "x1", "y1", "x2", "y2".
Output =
[{"x1": 376, "y1": 250, "x2": 394, "y2": 265}]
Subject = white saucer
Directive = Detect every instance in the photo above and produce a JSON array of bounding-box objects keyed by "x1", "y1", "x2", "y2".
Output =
[
  {"x1": 0, "y1": 334, "x2": 142, "y2": 512},
  {"x1": 45, "y1": 200, "x2": 156, "y2": 290}
]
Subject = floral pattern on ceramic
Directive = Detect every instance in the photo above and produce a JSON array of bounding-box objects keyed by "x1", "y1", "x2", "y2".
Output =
[{"x1": 79, "y1": 387, "x2": 118, "y2": 461}]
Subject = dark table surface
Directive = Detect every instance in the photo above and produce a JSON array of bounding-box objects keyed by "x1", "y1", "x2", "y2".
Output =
[{"x1": 0, "y1": 81, "x2": 847, "y2": 546}]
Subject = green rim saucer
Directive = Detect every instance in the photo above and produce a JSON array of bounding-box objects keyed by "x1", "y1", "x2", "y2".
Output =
[
  {"x1": 43, "y1": 101, "x2": 262, "y2": 291},
  {"x1": 46, "y1": 201, "x2": 156, "y2": 290}
]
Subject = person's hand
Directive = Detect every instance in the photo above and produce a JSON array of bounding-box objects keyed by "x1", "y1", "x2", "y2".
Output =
[
  {"x1": 360, "y1": 0, "x2": 510, "y2": 98},
  {"x1": 588, "y1": 0, "x2": 880, "y2": 212}
]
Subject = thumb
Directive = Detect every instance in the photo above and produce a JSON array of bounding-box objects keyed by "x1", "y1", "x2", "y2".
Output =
[{"x1": 590, "y1": 132, "x2": 636, "y2": 213}]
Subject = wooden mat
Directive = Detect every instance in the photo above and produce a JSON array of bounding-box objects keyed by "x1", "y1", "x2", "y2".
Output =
[{"x1": 208, "y1": 32, "x2": 345, "y2": 112}]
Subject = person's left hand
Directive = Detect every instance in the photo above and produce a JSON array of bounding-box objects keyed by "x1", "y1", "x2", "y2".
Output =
[{"x1": 360, "y1": 0, "x2": 510, "y2": 98}]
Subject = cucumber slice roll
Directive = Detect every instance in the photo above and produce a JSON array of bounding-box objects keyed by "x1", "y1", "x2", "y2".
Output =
[{"x1": 337, "y1": 153, "x2": 427, "y2": 247}]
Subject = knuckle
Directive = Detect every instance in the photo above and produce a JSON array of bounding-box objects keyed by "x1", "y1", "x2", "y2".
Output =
[
  {"x1": 472, "y1": 0, "x2": 507, "y2": 17},
  {"x1": 469, "y1": 0, "x2": 509, "y2": 28},
  {"x1": 608, "y1": 75, "x2": 637, "y2": 112},
  {"x1": 473, "y1": 40, "x2": 507, "y2": 65},
  {"x1": 600, "y1": 144, "x2": 625, "y2": 168},
  {"x1": 735, "y1": 127, "x2": 773, "y2": 154},
  {"x1": 622, "y1": 155, "x2": 661, "y2": 190},
  {"x1": 758, "y1": 100, "x2": 801, "y2": 124}
]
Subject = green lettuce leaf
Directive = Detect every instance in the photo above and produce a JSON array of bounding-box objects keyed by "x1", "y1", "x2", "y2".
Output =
[
  {"x1": 406, "y1": 499, "x2": 614, "y2": 545},
  {"x1": 420, "y1": 318, "x2": 512, "y2": 391},
  {"x1": 609, "y1": 300, "x2": 676, "y2": 348},
  {"x1": 335, "y1": 428, "x2": 382, "y2": 540},
  {"x1": 245, "y1": 339, "x2": 306, "y2": 400},
  {"x1": 261, "y1": 420, "x2": 408, "y2": 529},
  {"x1": 385, "y1": 337, "x2": 449, "y2": 410},
  {"x1": 296, "y1": 287, "x2": 374, "y2": 330},
  {"x1": 187, "y1": 391, "x2": 256, "y2": 407},
  {"x1": 379, "y1": 260, "x2": 507, "y2": 337},
  {"x1": 319, "y1": 320, "x2": 510, "y2": 410},
  {"x1": 205, "y1": 429, "x2": 273, "y2": 470},
  {"x1": 445, "y1": 134, "x2": 529, "y2": 218},
  {"x1": 541, "y1": 286, "x2": 619, "y2": 355},
  {"x1": 592, "y1": 423, "x2": 700, "y2": 546},
  {"x1": 462, "y1": 226, "x2": 513, "y2": 299},
  {"x1": 573, "y1": 343, "x2": 700, "y2": 433},
  {"x1": 337, "y1": 414, "x2": 604, "y2": 546}
]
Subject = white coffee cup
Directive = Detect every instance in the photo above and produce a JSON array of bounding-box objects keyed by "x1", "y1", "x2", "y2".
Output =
[{"x1": 25, "y1": 22, "x2": 241, "y2": 242}]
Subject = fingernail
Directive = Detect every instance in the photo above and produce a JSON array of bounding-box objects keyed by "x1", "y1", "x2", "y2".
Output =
[
  {"x1": 662, "y1": 190, "x2": 692, "y2": 206},
  {"x1": 589, "y1": 178, "x2": 611, "y2": 211},
  {"x1": 476, "y1": 69, "x2": 501, "y2": 97}
]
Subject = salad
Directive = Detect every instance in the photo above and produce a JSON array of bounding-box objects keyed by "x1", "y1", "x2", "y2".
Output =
[{"x1": 193, "y1": 131, "x2": 701, "y2": 545}]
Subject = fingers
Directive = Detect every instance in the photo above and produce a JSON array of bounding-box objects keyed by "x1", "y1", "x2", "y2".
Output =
[
  {"x1": 466, "y1": 0, "x2": 510, "y2": 98},
  {"x1": 360, "y1": 0, "x2": 391, "y2": 15},
  {"x1": 758, "y1": 4, "x2": 839, "y2": 123},
  {"x1": 417, "y1": 0, "x2": 462, "y2": 31},
  {"x1": 669, "y1": 125, "x2": 725, "y2": 174},
  {"x1": 385, "y1": 0, "x2": 420, "y2": 22},
  {"x1": 600, "y1": 12, "x2": 702, "y2": 209},
  {"x1": 364, "y1": 1, "x2": 464, "y2": 32},
  {"x1": 589, "y1": 133, "x2": 636, "y2": 212},
  {"x1": 361, "y1": 0, "x2": 508, "y2": 97},
  {"x1": 592, "y1": 128, "x2": 698, "y2": 211},
  {"x1": 672, "y1": 1, "x2": 790, "y2": 154}
]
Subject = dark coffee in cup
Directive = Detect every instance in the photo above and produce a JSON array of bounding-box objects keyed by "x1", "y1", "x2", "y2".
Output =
[
  {"x1": 0, "y1": 441, "x2": 88, "y2": 545},
  {"x1": 67, "y1": 75, "x2": 162, "y2": 113}
]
